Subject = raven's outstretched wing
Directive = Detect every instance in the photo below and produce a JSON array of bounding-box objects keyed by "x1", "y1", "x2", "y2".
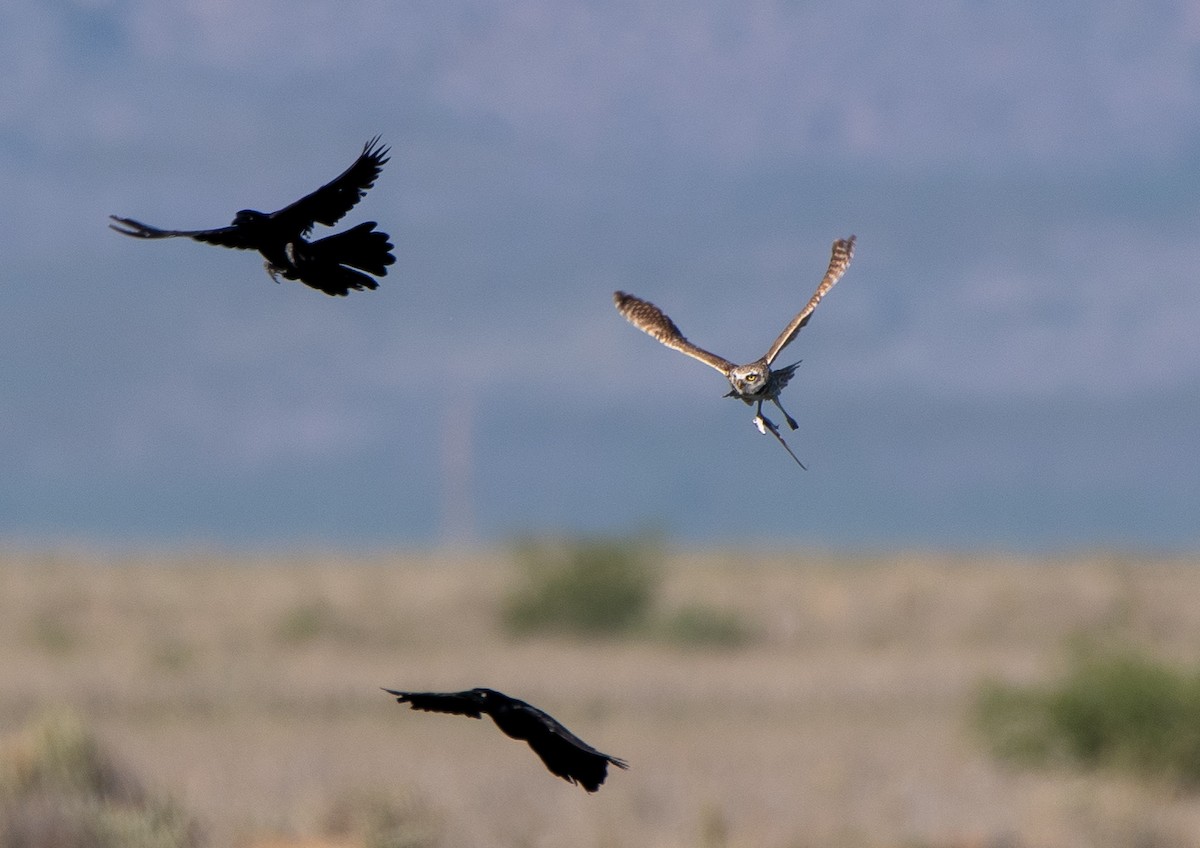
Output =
[
  {"x1": 274, "y1": 136, "x2": 390, "y2": 235},
  {"x1": 613, "y1": 291, "x2": 736, "y2": 375},
  {"x1": 107, "y1": 216, "x2": 259, "y2": 250},
  {"x1": 520, "y1": 706, "x2": 628, "y2": 792},
  {"x1": 762, "y1": 235, "x2": 855, "y2": 367},
  {"x1": 382, "y1": 688, "x2": 485, "y2": 719}
]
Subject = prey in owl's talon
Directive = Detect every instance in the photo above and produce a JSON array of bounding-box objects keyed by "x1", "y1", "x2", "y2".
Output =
[
  {"x1": 754, "y1": 414, "x2": 807, "y2": 470},
  {"x1": 752, "y1": 411, "x2": 807, "y2": 469}
]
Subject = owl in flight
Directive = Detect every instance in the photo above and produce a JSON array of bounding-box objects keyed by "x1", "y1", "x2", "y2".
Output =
[
  {"x1": 614, "y1": 235, "x2": 855, "y2": 468},
  {"x1": 110, "y1": 137, "x2": 394, "y2": 296}
]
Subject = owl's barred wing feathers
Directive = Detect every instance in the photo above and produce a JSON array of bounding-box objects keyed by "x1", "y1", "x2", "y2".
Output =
[
  {"x1": 613, "y1": 291, "x2": 735, "y2": 376},
  {"x1": 762, "y1": 235, "x2": 855, "y2": 366}
]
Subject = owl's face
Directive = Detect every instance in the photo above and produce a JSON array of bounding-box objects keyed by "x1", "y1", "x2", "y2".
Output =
[{"x1": 727, "y1": 362, "x2": 770, "y2": 397}]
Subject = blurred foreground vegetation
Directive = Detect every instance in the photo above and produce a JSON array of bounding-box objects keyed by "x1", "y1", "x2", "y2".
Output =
[
  {"x1": 0, "y1": 710, "x2": 202, "y2": 848},
  {"x1": 0, "y1": 710, "x2": 446, "y2": 848}
]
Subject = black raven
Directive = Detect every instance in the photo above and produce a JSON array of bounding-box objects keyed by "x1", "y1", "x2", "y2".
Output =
[
  {"x1": 382, "y1": 687, "x2": 627, "y2": 792},
  {"x1": 110, "y1": 137, "x2": 395, "y2": 296}
]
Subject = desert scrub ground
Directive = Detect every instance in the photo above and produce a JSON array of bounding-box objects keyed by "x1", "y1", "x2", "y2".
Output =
[{"x1": 2, "y1": 547, "x2": 1200, "y2": 847}]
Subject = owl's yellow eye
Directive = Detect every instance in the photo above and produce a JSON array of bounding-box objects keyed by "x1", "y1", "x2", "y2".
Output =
[{"x1": 745, "y1": 374, "x2": 758, "y2": 382}]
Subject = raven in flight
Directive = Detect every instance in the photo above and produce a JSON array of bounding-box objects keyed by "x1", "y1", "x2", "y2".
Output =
[
  {"x1": 110, "y1": 137, "x2": 395, "y2": 296},
  {"x1": 382, "y1": 687, "x2": 627, "y2": 792}
]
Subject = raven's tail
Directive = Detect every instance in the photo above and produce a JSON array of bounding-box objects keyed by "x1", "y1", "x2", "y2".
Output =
[
  {"x1": 296, "y1": 263, "x2": 380, "y2": 296},
  {"x1": 307, "y1": 221, "x2": 395, "y2": 275},
  {"x1": 293, "y1": 222, "x2": 396, "y2": 296}
]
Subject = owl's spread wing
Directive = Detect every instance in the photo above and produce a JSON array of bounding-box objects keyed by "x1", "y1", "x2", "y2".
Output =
[
  {"x1": 108, "y1": 216, "x2": 259, "y2": 250},
  {"x1": 762, "y1": 235, "x2": 855, "y2": 367},
  {"x1": 273, "y1": 136, "x2": 389, "y2": 235},
  {"x1": 613, "y1": 291, "x2": 735, "y2": 376}
]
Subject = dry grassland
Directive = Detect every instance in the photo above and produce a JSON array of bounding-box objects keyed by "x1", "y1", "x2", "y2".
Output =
[{"x1": 2, "y1": 548, "x2": 1200, "y2": 847}]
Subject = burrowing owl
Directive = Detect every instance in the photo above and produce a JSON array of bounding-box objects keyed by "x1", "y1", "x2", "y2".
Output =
[{"x1": 614, "y1": 235, "x2": 855, "y2": 468}]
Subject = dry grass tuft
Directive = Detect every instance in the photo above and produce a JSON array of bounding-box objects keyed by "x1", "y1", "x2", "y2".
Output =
[
  {"x1": 322, "y1": 788, "x2": 444, "y2": 848},
  {"x1": 0, "y1": 709, "x2": 202, "y2": 848},
  {"x1": 0, "y1": 709, "x2": 140, "y2": 802}
]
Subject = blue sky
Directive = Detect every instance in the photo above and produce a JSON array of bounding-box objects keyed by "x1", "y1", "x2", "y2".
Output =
[{"x1": 2, "y1": 0, "x2": 1198, "y2": 551}]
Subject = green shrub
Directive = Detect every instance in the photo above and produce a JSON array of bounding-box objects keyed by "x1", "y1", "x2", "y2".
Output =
[
  {"x1": 274, "y1": 597, "x2": 361, "y2": 645},
  {"x1": 660, "y1": 605, "x2": 754, "y2": 649},
  {"x1": 148, "y1": 639, "x2": 195, "y2": 674},
  {"x1": 502, "y1": 538, "x2": 660, "y2": 638},
  {"x1": 30, "y1": 612, "x2": 79, "y2": 655},
  {"x1": 975, "y1": 649, "x2": 1200, "y2": 786}
]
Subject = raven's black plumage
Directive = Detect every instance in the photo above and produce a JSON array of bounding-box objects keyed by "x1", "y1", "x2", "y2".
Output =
[
  {"x1": 382, "y1": 687, "x2": 627, "y2": 792},
  {"x1": 110, "y1": 137, "x2": 395, "y2": 296}
]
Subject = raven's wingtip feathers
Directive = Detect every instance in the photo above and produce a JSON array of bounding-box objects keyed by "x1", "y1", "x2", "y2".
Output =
[{"x1": 363, "y1": 135, "x2": 391, "y2": 164}]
